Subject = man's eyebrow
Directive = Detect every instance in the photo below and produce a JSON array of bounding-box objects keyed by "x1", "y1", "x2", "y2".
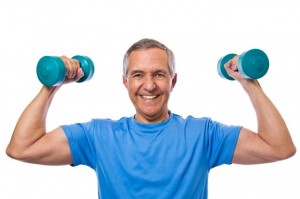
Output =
[
  {"x1": 154, "y1": 69, "x2": 168, "y2": 74},
  {"x1": 128, "y1": 69, "x2": 169, "y2": 75},
  {"x1": 129, "y1": 70, "x2": 144, "y2": 74}
]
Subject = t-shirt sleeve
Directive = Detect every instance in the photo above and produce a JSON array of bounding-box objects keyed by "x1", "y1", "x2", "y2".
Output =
[
  {"x1": 61, "y1": 121, "x2": 96, "y2": 168},
  {"x1": 206, "y1": 119, "x2": 242, "y2": 169}
]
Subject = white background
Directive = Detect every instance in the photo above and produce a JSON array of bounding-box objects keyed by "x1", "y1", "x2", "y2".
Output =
[{"x1": 1, "y1": 0, "x2": 299, "y2": 198}]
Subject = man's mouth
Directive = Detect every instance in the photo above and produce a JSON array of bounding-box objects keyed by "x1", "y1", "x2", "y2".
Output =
[{"x1": 141, "y1": 95, "x2": 158, "y2": 99}]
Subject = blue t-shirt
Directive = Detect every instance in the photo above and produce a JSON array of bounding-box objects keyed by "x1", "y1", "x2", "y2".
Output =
[{"x1": 62, "y1": 113, "x2": 241, "y2": 199}]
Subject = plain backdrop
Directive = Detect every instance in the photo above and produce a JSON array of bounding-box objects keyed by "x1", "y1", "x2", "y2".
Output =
[{"x1": 1, "y1": 0, "x2": 299, "y2": 198}]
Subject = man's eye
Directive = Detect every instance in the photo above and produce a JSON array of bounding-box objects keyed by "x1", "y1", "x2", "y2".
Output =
[
  {"x1": 132, "y1": 73, "x2": 143, "y2": 78},
  {"x1": 155, "y1": 73, "x2": 167, "y2": 79}
]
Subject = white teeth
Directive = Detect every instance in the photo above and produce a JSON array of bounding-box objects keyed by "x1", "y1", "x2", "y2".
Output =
[{"x1": 142, "y1": 95, "x2": 156, "y2": 99}]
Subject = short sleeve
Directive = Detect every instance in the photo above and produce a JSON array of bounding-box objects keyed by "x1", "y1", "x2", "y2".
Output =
[
  {"x1": 61, "y1": 121, "x2": 96, "y2": 169},
  {"x1": 206, "y1": 119, "x2": 242, "y2": 168}
]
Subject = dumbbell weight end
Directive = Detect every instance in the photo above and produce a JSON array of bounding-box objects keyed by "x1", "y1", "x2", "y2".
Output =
[
  {"x1": 238, "y1": 49, "x2": 269, "y2": 79},
  {"x1": 36, "y1": 56, "x2": 66, "y2": 87},
  {"x1": 72, "y1": 55, "x2": 95, "y2": 83},
  {"x1": 217, "y1": 53, "x2": 236, "y2": 81}
]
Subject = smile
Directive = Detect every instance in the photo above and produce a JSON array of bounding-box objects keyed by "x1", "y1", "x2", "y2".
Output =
[{"x1": 141, "y1": 95, "x2": 158, "y2": 99}]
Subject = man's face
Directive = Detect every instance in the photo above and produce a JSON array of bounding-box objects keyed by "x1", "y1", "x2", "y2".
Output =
[{"x1": 123, "y1": 48, "x2": 177, "y2": 123}]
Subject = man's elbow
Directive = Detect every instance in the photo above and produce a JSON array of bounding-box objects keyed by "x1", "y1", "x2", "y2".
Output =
[
  {"x1": 6, "y1": 144, "x2": 27, "y2": 161},
  {"x1": 285, "y1": 145, "x2": 297, "y2": 159},
  {"x1": 276, "y1": 145, "x2": 296, "y2": 161},
  {"x1": 6, "y1": 145, "x2": 18, "y2": 160}
]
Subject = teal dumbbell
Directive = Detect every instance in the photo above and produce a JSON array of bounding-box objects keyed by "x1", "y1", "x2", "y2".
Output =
[
  {"x1": 36, "y1": 55, "x2": 94, "y2": 87},
  {"x1": 217, "y1": 49, "x2": 269, "y2": 80}
]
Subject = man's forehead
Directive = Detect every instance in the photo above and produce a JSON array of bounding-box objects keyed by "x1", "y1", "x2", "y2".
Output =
[
  {"x1": 128, "y1": 48, "x2": 167, "y2": 63},
  {"x1": 129, "y1": 48, "x2": 167, "y2": 57}
]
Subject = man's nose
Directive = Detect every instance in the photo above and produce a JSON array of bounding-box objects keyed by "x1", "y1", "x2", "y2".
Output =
[{"x1": 143, "y1": 75, "x2": 157, "y2": 90}]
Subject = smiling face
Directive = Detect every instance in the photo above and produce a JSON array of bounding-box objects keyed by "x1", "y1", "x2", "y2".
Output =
[{"x1": 123, "y1": 48, "x2": 177, "y2": 124}]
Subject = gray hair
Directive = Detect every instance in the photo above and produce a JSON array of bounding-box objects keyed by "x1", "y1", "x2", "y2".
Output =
[{"x1": 123, "y1": 38, "x2": 176, "y2": 77}]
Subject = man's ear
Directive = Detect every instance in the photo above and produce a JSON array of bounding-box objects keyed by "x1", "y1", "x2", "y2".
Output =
[
  {"x1": 123, "y1": 76, "x2": 128, "y2": 89},
  {"x1": 171, "y1": 73, "x2": 177, "y2": 91}
]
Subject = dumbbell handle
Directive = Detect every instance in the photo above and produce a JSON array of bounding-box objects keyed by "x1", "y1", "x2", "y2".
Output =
[{"x1": 36, "y1": 55, "x2": 94, "y2": 87}]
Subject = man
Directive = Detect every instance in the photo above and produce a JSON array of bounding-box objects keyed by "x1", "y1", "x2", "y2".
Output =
[{"x1": 6, "y1": 38, "x2": 296, "y2": 198}]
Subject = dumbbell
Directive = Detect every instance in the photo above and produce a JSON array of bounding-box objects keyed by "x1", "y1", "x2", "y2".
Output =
[
  {"x1": 36, "y1": 55, "x2": 94, "y2": 87},
  {"x1": 217, "y1": 49, "x2": 269, "y2": 80}
]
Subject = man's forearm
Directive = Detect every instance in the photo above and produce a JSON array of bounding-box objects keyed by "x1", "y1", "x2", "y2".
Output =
[{"x1": 243, "y1": 80, "x2": 296, "y2": 159}]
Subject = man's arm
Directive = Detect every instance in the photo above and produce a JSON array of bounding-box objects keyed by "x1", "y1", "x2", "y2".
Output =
[
  {"x1": 224, "y1": 56, "x2": 296, "y2": 164},
  {"x1": 6, "y1": 56, "x2": 83, "y2": 165}
]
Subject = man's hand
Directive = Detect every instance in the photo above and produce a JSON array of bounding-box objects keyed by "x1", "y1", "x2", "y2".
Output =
[{"x1": 60, "y1": 56, "x2": 84, "y2": 84}]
